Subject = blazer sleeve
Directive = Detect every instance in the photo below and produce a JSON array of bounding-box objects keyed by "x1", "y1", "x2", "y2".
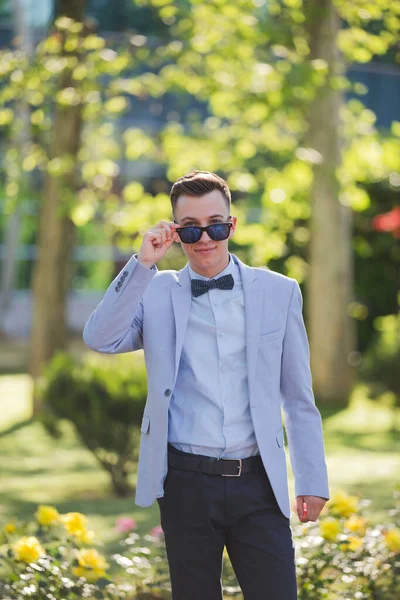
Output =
[
  {"x1": 83, "y1": 255, "x2": 157, "y2": 354},
  {"x1": 280, "y1": 280, "x2": 330, "y2": 500}
]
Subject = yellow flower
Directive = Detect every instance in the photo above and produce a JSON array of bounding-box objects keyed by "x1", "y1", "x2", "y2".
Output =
[
  {"x1": 340, "y1": 536, "x2": 363, "y2": 552},
  {"x1": 384, "y1": 529, "x2": 400, "y2": 553},
  {"x1": 320, "y1": 517, "x2": 341, "y2": 541},
  {"x1": 13, "y1": 536, "x2": 45, "y2": 563},
  {"x1": 73, "y1": 528, "x2": 95, "y2": 544},
  {"x1": 35, "y1": 505, "x2": 60, "y2": 526},
  {"x1": 344, "y1": 515, "x2": 367, "y2": 536},
  {"x1": 60, "y1": 512, "x2": 95, "y2": 543},
  {"x1": 328, "y1": 490, "x2": 359, "y2": 518},
  {"x1": 76, "y1": 548, "x2": 108, "y2": 570},
  {"x1": 4, "y1": 523, "x2": 16, "y2": 534},
  {"x1": 72, "y1": 565, "x2": 106, "y2": 582},
  {"x1": 72, "y1": 548, "x2": 109, "y2": 582},
  {"x1": 61, "y1": 512, "x2": 88, "y2": 535}
]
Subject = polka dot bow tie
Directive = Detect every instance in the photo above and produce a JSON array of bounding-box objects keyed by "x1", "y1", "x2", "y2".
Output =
[{"x1": 191, "y1": 274, "x2": 234, "y2": 297}]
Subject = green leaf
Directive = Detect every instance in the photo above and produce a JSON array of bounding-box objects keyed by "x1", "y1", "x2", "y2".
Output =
[
  {"x1": 0, "y1": 108, "x2": 13, "y2": 125},
  {"x1": 104, "y1": 96, "x2": 128, "y2": 114},
  {"x1": 83, "y1": 35, "x2": 106, "y2": 51},
  {"x1": 96, "y1": 577, "x2": 110, "y2": 589},
  {"x1": 391, "y1": 121, "x2": 400, "y2": 137},
  {"x1": 71, "y1": 203, "x2": 96, "y2": 227},
  {"x1": 122, "y1": 182, "x2": 145, "y2": 203}
]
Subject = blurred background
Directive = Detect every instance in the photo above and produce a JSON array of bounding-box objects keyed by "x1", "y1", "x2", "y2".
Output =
[{"x1": 0, "y1": 0, "x2": 399, "y2": 584}]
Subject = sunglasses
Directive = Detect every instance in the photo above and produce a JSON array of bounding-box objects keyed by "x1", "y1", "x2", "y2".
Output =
[{"x1": 175, "y1": 222, "x2": 233, "y2": 244}]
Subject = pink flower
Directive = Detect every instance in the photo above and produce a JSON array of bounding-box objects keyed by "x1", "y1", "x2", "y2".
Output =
[
  {"x1": 372, "y1": 207, "x2": 400, "y2": 239},
  {"x1": 150, "y1": 524, "x2": 164, "y2": 538},
  {"x1": 115, "y1": 517, "x2": 137, "y2": 533}
]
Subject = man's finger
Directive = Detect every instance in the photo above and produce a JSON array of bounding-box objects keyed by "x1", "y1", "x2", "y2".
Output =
[
  {"x1": 165, "y1": 235, "x2": 178, "y2": 249},
  {"x1": 160, "y1": 221, "x2": 173, "y2": 239},
  {"x1": 296, "y1": 497, "x2": 306, "y2": 521}
]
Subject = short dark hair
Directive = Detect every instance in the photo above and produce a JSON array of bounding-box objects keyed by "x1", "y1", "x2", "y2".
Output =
[{"x1": 170, "y1": 170, "x2": 231, "y2": 215}]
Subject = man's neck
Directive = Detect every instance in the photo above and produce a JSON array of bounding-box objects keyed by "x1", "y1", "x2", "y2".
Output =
[{"x1": 189, "y1": 255, "x2": 231, "y2": 279}]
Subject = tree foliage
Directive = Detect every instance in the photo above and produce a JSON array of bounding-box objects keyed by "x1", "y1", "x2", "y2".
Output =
[
  {"x1": 0, "y1": 2, "x2": 399, "y2": 396},
  {"x1": 0, "y1": 16, "x2": 170, "y2": 234},
  {"x1": 121, "y1": 0, "x2": 400, "y2": 275},
  {"x1": 1, "y1": 3, "x2": 399, "y2": 273}
]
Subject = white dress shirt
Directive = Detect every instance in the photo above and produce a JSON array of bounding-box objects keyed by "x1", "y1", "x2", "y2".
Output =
[{"x1": 168, "y1": 254, "x2": 259, "y2": 458}]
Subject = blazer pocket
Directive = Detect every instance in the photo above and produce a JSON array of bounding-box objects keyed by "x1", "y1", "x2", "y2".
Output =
[
  {"x1": 140, "y1": 414, "x2": 151, "y2": 434},
  {"x1": 259, "y1": 329, "x2": 283, "y2": 345},
  {"x1": 275, "y1": 427, "x2": 285, "y2": 448}
]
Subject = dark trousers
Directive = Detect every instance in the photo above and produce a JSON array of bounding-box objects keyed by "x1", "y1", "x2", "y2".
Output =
[{"x1": 157, "y1": 447, "x2": 298, "y2": 600}]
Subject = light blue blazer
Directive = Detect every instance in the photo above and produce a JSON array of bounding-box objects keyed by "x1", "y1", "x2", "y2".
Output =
[{"x1": 83, "y1": 253, "x2": 329, "y2": 518}]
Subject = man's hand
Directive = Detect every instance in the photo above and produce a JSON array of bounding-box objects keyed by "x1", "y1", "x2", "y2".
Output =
[
  {"x1": 294, "y1": 495, "x2": 328, "y2": 523},
  {"x1": 137, "y1": 221, "x2": 180, "y2": 268}
]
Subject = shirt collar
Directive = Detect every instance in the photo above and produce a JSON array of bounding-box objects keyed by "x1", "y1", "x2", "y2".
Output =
[{"x1": 188, "y1": 253, "x2": 234, "y2": 281}]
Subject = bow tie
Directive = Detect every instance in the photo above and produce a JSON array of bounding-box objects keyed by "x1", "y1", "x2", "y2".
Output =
[{"x1": 191, "y1": 273, "x2": 234, "y2": 297}]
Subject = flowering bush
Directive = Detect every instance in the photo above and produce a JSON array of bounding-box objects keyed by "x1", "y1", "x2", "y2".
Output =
[
  {"x1": 294, "y1": 489, "x2": 400, "y2": 600},
  {"x1": 0, "y1": 505, "x2": 119, "y2": 600},
  {"x1": 112, "y1": 491, "x2": 400, "y2": 600},
  {"x1": 1, "y1": 491, "x2": 400, "y2": 599},
  {"x1": 112, "y1": 526, "x2": 242, "y2": 599}
]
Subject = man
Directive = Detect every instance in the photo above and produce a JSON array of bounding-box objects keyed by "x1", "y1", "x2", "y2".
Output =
[{"x1": 83, "y1": 170, "x2": 329, "y2": 600}]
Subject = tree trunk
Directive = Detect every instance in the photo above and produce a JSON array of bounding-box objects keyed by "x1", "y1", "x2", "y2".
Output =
[
  {"x1": 109, "y1": 464, "x2": 134, "y2": 497},
  {"x1": 30, "y1": 0, "x2": 86, "y2": 410},
  {"x1": 305, "y1": 0, "x2": 356, "y2": 403},
  {"x1": 94, "y1": 452, "x2": 135, "y2": 497}
]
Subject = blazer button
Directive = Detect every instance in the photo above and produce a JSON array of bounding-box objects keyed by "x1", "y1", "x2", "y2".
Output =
[{"x1": 164, "y1": 389, "x2": 172, "y2": 397}]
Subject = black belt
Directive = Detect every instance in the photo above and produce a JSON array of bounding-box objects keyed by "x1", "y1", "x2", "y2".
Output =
[{"x1": 168, "y1": 446, "x2": 263, "y2": 477}]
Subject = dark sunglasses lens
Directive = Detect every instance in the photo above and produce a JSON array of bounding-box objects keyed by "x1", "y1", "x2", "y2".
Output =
[
  {"x1": 179, "y1": 227, "x2": 202, "y2": 244},
  {"x1": 208, "y1": 223, "x2": 230, "y2": 241}
]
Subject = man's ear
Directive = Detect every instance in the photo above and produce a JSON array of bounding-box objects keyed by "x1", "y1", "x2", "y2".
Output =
[{"x1": 229, "y1": 215, "x2": 237, "y2": 236}]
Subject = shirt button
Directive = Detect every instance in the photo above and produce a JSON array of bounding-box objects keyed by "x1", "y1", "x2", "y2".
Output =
[
  {"x1": 221, "y1": 365, "x2": 228, "y2": 371},
  {"x1": 164, "y1": 389, "x2": 172, "y2": 397},
  {"x1": 224, "y1": 428, "x2": 229, "y2": 434},
  {"x1": 214, "y1": 303, "x2": 219, "y2": 307},
  {"x1": 219, "y1": 332, "x2": 224, "y2": 336},
  {"x1": 223, "y1": 397, "x2": 228, "y2": 404}
]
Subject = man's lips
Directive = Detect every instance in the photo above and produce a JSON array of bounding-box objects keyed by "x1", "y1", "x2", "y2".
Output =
[{"x1": 195, "y1": 247, "x2": 217, "y2": 253}]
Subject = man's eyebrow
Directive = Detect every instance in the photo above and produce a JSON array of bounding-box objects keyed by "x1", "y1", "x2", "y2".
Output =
[{"x1": 180, "y1": 214, "x2": 225, "y2": 223}]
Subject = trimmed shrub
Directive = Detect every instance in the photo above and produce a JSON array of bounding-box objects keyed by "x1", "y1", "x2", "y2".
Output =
[
  {"x1": 40, "y1": 351, "x2": 147, "y2": 496},
  {"x1": 361, "y1": 314, "x2": 400, "y2": 401}
]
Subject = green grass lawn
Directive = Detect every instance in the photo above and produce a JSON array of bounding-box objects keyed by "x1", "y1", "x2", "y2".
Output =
[{"x1": 1, "y1": 374, "x2": 399, "y2": 560}]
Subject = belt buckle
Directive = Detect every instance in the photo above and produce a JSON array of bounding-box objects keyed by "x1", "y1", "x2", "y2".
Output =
[{"x1": 221, "y1": 458, "x2": 242, "y2": 477}]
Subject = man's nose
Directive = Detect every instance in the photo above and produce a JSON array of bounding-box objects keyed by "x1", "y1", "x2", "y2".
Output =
[{"x1": 199, "y1": 229, "x2": 212, "y2": 242}]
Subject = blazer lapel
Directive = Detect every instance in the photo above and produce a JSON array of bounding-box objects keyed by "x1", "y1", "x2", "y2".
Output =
[
  {"x1": 171, "y1": 264, "x2": 192, "y2": 383},
  {"x1": 234, "y1": 255, "x2": 264, "y2": 399}
]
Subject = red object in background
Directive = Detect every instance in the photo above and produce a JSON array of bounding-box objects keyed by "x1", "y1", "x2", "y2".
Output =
[{"x1": 372, "y1": 207, "x2": 400, "y2": 239}]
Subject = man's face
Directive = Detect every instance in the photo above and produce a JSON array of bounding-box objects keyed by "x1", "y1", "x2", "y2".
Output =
[{"x1": 174, "y1": 189, "x2": 236, "y2": 278}]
